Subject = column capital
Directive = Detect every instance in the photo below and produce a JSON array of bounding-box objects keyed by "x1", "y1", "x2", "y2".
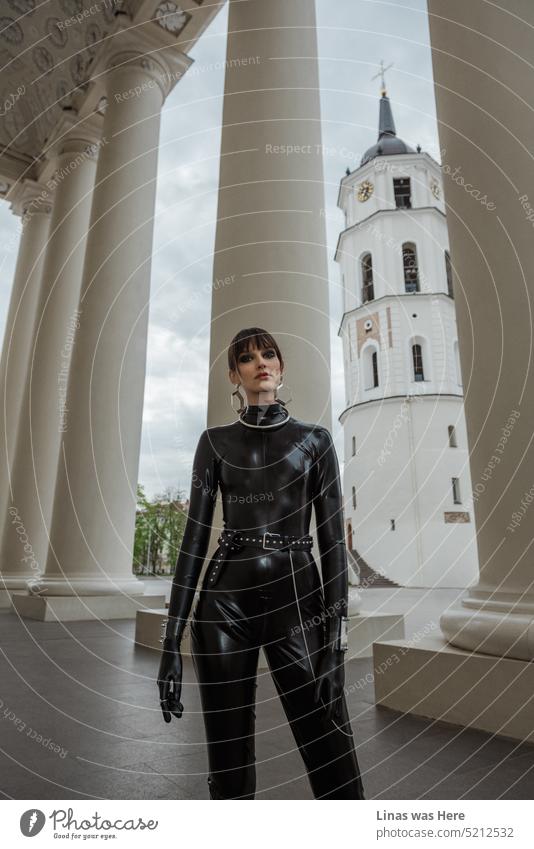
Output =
[
  {"x1": 42, "y1": 112, "x2": 104, "y2": 163},
  {"x1": 8, "y1": 179, "x2": 52, "y2": 218},
  {"x1": 90, "y1": 18, "x2": 193, "y2": 103},
  {"x1": 35, "y1": 113, "x2": 103, "y2": 194}
]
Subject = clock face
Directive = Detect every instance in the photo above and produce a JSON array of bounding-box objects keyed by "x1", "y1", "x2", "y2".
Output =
[
  {"x1": 357, "y1": 180, "x2": 374, "y2": 202},
  {"x1": 430, "y1": 179, "x2": 441, "y2": 199}
]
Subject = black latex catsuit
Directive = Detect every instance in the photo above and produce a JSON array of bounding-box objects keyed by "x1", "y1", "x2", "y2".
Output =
[{"x1": 160, "y1": 402, "x2": 366, "y2": 800}]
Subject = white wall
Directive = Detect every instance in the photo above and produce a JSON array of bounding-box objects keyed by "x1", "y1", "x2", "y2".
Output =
[{"x1": 343, "y1": 396, "x2": 479, "y2": 587}]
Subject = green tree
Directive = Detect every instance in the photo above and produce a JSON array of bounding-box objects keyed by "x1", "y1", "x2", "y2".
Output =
[{"x1": 133, "y1": 484, "x2": 188, "y2": 575}]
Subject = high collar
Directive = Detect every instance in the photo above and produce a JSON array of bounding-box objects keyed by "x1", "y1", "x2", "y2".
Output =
[{"x1": 239, "y1": 401, "x2": 289, "y2": 427}]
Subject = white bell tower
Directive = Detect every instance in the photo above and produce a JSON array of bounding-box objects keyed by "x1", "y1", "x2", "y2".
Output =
[{"x1": 336, "y1": 74, "x2": 479, "y2": 588}]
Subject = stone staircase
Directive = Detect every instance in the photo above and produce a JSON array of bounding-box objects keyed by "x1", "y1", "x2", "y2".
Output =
[{"x1": 348, "y1": 548, "x2": 402, "y2": 589}]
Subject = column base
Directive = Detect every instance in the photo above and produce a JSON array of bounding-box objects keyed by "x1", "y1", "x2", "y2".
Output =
[
  {"x1": 136, "y1": 607, "x2": 405, "y2": 668},
  {"x1": 0, "y1": 572, "x2": 35, "y2": 610},
  {"x1": 441, "y1": 592, "x2": 534, "y2": 660},
  {"x1": 373, "y1": 635, "x2": 534, "y2": 744},
  {"x1": 26, "y1": 575, "x2": 147, "y2": 596},
  {"x1": 11, "y1": 592, "x2": 166, "y2": 621},
  {"x1": 1, "y1": 575, "x2": 38, "y2": 590}
]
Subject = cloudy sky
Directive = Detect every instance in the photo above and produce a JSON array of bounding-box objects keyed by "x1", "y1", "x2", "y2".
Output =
[{"x1": 0, "y1": 0, "x2": 439, "y2": 500}]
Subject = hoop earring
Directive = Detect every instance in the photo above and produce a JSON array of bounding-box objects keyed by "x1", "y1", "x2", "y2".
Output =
[
  {"x1": 275, "y1": 375, "x2": 293, "y2": 407},
  {"x1": 230, "y1": 382, "x2": 246, "y2": 414}
]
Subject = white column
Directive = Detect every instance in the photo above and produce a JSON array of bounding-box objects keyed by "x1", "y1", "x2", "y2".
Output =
[
  {"x1": 0, "y1": 130, "x2": 99, "y2": 595},
  {"x1": 0, "y1": 184, "x2": 51, "y2": 604},
  {"x1": 31, "y1": 44, "x2": 190, "y2": 604},
  {"x1": 208, "y1": 0, "x2": 333, "y2": 428},
  {"x1": 205, "y1": 0, "x2": 362, "y2": 605},
  {"x1": 207, "y1": 0, "x2": 329, "y2": 545},
  {"x1": 425, "y1": 0, "x2": 534, "y2": 660}
]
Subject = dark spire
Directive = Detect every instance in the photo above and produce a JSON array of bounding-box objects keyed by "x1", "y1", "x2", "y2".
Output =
[
  {"x1": 378, "y1": 92, "x2": 396, "y2": 138},
  {"x1": 359, "y1": 82, "x2": 416, "y2": 167}
]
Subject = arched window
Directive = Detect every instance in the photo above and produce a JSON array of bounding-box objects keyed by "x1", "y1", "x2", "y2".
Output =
[
  {"x1": 347, "y1": 522, "x2": 353, "y2": 550},
  {"x1": 448, "y1": 425, "x2": 457, "y2": 447},
  {"x1": 352, "y1": 435, "x2": 356, "y2": 456},
  {"x1": 403, "y1": 242, "x2": 419, "y2": 292},
  {"x1": 361, "y1": 252, "x2": 374, "y2": 302},
  {"x1": 453, "y1": 340, "x2": 462, "y2": 386},
  {"x1": 412, "y1": 343, "x2": 425, "y2": 381},
  {"x1": 363, "y1": 345, "x2": 379, "y2": 390},
  {"x1": 394, "y1": 177, "x2": 411, "y2": 208},
  {"x1": 372, "y1": 351, "x2": 379, "y2": 387},
  {"x1": 352, "y1": 487, "x2": 357, "y2": 509},
  {"x1": 445, "y1": 250, "x2": 454, "y2": 298}
]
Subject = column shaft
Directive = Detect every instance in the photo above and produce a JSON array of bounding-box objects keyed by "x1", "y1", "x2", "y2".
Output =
[
  {"x1": 208, "y1": 0, "x2": 332, "y2": 429},
  {"x1": 0, "y1": 194, "x2": 51, "y2": 597},
  {"x1": 0, "y1": 146, "x2": 97, "y2": 590},
  {"x1": 39, "y1": 61, "x2": 165, "y2": 596},
  {"x1": 427, "y1": 0, "x2": 534, "y2": 658}
]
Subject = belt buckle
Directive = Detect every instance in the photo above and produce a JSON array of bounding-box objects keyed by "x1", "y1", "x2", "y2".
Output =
[{"x1": 262, "y1": 531, "x2": 282, "y2": 550}]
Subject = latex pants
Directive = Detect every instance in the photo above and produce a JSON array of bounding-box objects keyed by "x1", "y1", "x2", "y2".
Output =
[{"x1": 190, "y1": 546, "x2": 366, "y2": 800}]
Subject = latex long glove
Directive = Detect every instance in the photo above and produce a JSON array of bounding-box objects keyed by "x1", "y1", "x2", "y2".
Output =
[
  {"x1": 314, "y1": 615, "x2": 347, "y2": 719},
  {"x1": 158, "y1": 635, "x2": 184, "y2": 722},
  {"x1": 311, "y1": 429, "x2": 349, "y2": 719},
  {"x1": 314, "y1": 649, "x2": 345, "y2": 719},
  {"x1": 156, "y1": 429, "x2": 219, "y2": 722}
]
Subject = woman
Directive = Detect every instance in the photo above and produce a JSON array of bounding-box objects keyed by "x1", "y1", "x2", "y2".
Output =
[{"x1": 157, "y1": 327, "x2": 366, "y2": 800}]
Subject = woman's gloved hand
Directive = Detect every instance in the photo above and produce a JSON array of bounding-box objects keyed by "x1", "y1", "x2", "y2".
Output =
[
  {"x1": 314, "y1": 614, "x2": 348, "y2": 719},
  {"x1": 157, "y1": 635, "x2": 184, "y2": 722},
  {"x1": 314, "y1": 648, "x2": 345, "y2": 720}
]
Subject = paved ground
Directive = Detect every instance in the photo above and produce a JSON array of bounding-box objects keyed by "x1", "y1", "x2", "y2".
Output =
[{"x1": 1, "y1": 585, "x2": 533, "y2": 800}]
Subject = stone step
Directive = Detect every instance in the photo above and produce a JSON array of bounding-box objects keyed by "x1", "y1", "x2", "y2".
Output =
[
  {"x1": 348, "y1": 548, "x2": 402, "y2": 588},
  {"x1": 11, "y1": 592, "x2": 166, "y2": 621}
]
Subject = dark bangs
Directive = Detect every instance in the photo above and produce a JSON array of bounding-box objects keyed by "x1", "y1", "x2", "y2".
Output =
[{"x1": 227, "y1": 328, "x2": 283, "y2": 372}]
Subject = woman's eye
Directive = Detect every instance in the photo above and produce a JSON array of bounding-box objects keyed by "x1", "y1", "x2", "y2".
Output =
[{"x1": 239, "y1": 349, "x2": 274, "y2": 363}]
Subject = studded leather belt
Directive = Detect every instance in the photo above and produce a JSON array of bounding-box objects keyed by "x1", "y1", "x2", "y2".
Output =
[{"x1": 207, "y1": 528, "x2": 314, "y2": 586}]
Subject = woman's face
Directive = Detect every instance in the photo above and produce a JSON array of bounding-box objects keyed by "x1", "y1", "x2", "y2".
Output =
[{"x1": 229, "y1": 344, "x2": 283, "y2": 404}]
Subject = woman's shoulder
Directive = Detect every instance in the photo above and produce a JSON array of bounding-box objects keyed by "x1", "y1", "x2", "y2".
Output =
[
  {"x1": 290, "y1": 416, "x2": 331, "y2": 437},
  {"x1": 286, "y1": 417, "x2": 334, "y2": 451},
  {"x1": 204, "y1": 420, "x2": 244, "y2": 438},
  {"x1": 198, "y1": 420, "x2": 244, "y2": 449},
  {"x1": 197, "y1": 421, "x2": 240, "y2": 445}
]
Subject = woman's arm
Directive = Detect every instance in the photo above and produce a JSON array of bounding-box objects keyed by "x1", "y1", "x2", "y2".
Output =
[
  {"x1": 312, "y1": 426, "x2": 349, "y2": 644},
  {"x1": 164, "y1": 428, "x2": 220, "y2": 642},
  {"x1": 312, "y1": 426, "x2": 350, "y2": 716}
]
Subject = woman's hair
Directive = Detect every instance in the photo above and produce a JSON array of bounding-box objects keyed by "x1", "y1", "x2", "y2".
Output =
[{"x1": 228, "y1": 327, "x2": 284, "y2": 373}]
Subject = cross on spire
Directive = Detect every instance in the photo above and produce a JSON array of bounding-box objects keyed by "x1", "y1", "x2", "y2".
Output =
[{"x1": 371, "y1": 60, "x2": 394, "y2": 96}]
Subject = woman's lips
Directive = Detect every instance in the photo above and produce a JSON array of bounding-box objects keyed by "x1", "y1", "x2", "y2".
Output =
[{"x1": 257, "y1": 373, "x2": 269, "y2": 379}]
